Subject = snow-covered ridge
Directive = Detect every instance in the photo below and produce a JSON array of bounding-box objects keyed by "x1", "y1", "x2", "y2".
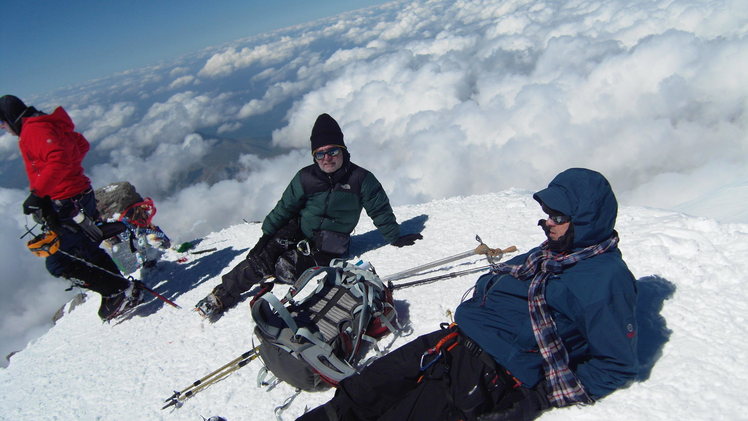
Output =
[{"x1": 1, "y1": 190, "x2": 746, "y2": 420}]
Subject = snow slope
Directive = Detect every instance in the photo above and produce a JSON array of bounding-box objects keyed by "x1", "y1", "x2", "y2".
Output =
[{"x1": 1, "y1": 190, "x2": 746, "y2": 421}]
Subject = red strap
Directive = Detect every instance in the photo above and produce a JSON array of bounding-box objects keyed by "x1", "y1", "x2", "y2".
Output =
[
  {"x1": 429, "y1": 330, "x2": 460, "y2": 354},
  {"x1": 118, "y1": 197, "x2": 156, "y2": 227}
]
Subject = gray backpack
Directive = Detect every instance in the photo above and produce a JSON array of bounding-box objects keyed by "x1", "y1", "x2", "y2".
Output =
[{"x1": 251, "y1": 259, "x2": 400, "y2": 391}]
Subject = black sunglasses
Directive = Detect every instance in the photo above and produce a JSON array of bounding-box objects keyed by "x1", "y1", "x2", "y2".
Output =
[{"x1": 313, "y1": 147, "x2": 342, "y2": 160}]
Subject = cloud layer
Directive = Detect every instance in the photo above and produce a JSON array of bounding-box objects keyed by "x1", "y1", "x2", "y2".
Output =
[{"x1": 0, "y1": 0, "x2": 746, "y2": 365}]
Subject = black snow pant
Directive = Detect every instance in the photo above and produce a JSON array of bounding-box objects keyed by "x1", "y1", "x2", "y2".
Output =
[
  {"x1": 58, "y1": 251, "x2": 128, "y2": 296},
  {"x1": 217, "y1": 220, "x2": 338, "y2": 309},
  {"x1": 45, "y1": 189, "x2": 128, "y2": 296},
  {"x1": 297, "y1": 326, "x2": 524, "y2": 421}
]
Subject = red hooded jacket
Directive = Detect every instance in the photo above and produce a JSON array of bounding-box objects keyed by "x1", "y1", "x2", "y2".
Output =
[{"x1": 19, "y1": 107, "x2": 92, "y2": 200}]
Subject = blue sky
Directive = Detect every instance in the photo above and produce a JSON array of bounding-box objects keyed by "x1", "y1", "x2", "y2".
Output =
[{"x1": 0, "y1": 0, "x2": 393, "y2": 98}]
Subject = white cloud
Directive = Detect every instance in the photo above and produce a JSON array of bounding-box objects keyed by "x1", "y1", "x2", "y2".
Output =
[
  {"x1": 92, "y1": 132, "x2": 213, "y2": 195},
  {"x1": 168, "y1": 75, "x2": 197, "y2": 89},
  {"x1": 0, "y1": 188, "x2": 77, "y2": 367},
  {"x1": 238, "y1": 80, "x2": 307, "y2": 119},
  {"x1": 0, "y1": 132, "x2": 18, "y2": 156},
  {"x1": 198, "y1": 34, "x2": 312, "y2": 79},
  {"x1": 217, "y1": 121, "x2": 242, "y2": 134},
  {"x1": 169, "y1": 66, "x2": 190, "y2": 77},
  {"x1": 67, "y1": 102, "x2": 138, "y2": 143},
  {"x1": 155, "y1": 150, "x2": 310, "y2": 240}
]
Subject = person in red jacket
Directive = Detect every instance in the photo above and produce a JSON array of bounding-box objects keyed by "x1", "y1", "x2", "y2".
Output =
[{"x1": 0, "y1": 95, "x2": 141, "y2": 321}]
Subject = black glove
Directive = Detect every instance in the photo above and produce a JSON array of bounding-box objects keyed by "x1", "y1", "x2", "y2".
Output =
[
  {"x1": 391, "y1": 233, "x2": 423, "y2": 247},
  {"x1": 23, "y1": 193, "x2": 52, "y2": 216},
  {"x1": 23, "y1": 193, "x2": 60, "y2": 229},
  {"x1": 248, "y1": 234, "x2": 271, "y2": 257},
  {"x1": 477, "y1": 382, "x2": 551, "y2": 421}
]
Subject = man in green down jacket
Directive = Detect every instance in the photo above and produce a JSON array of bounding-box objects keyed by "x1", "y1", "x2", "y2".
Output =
[{"x1": 196, "y1": 113, "x2": 421, "y2": 320}]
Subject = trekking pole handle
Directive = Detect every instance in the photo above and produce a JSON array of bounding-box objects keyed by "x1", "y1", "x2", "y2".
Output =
[
  {"x1": 474, "y1": 234, "x2": 517, "y2": 262},
  {"x1": 474, "y1": 244, "x2": 517, "y2": 259}
]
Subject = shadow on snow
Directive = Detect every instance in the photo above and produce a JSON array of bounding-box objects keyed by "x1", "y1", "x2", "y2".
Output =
[
  {"x1": 127, "y1": 214, "x2": 429, "y2": 318},
  {"x1": 348, "y1": 214, "x2": 429, "y2": 257},
  {"x1": 634, "y1": 275, "x2": 675, "y2": 382},
  {"x1": 132, "y1": 245, "x2": 247, "y2": 317}
]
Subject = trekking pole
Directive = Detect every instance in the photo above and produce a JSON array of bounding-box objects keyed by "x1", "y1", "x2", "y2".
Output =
[
  {"x1": 54, "y1": 247, "x2": 181, "y2": 309},
  {"x1": 391, "y1": 265, "x2": 493, "y2": 290},
  {"x1": 22, "y1": 224, "x2": 181, "y2": 309},
  {"x1": 382, "y1": 235, "x2": 514, "y2": 282},
  {"x1": 162, "y1": 346, "x2": 261, "y2": 410},
  {"x1": 390, "y1": 244, "x2": 518, "y2": 291}
]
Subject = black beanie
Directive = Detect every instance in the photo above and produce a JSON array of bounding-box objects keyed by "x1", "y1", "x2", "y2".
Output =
[
  {"x1": 0, "y1": 95, "x2": 31, "y2": 134},
  {"x1": 310, "y1": 113, "x2": 345, "y2": 152}
]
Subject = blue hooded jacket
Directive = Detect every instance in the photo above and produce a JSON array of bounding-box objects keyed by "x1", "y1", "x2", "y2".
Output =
[{"x1": 454, "y1": 168, "x2": 638, "y2": 400}]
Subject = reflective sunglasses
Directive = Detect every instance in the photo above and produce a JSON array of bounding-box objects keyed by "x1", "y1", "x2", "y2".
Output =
[
  {"x1": 313, "y1": 147, "x2": 342, "y2": 160},
  {"x1": 542, "y1": 205, "x2": 571, "y2": 224},
  {"x1": 547, "y1": 214, "x2": 571, "y2": 224}
]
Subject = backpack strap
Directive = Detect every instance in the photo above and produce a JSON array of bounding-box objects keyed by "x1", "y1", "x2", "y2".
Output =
[
  {"x1": 285, "y1": 265, "x2": 339, "y2": 305},
  {"x1": 251, "y1": 292, "x2": 299, "y2": 339},
  {"x1": 300, "y1": 345, "x2": 357, "y2": 383},
  {"x1": 296, "y1": 327, "x2": 358, "y2": 382},
  {"x1": 328, "y1": 259, "x2": 401, "y2": 359}
]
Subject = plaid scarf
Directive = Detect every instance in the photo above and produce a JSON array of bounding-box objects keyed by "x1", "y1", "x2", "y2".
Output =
[{"x1": 490, "y1": 233, "x2": 619, "y2": 407}]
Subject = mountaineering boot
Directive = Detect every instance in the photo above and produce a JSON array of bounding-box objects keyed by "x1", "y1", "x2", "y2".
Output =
[
  {"x1": 98, "y1": 280, "x2": 144, "y2": 321},
  {"x1": 197, "y1": 257, "x2": 267, "y2": 321},
  {"x1": 195, "y1": 285, "x2": 227, "y2": 322}
]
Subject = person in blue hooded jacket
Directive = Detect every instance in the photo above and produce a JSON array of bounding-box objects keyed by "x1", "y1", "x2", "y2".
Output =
[{"x1": 297, "y1": 168, "x2": 638, "y2": 421}]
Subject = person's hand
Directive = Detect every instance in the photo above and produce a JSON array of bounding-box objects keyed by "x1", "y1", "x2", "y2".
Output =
[
  {"x1": 23, "y1": 193, "x2": 60, "y2": 229},
  {"x1": 23, "y1": 193, "x2": 51, "y2": 215},
  {"x1": 391, "y1": 233, "x2": 423, "y2": 247},
  {"x1": 477, "y1": 382, "x2": 551, "y2": 421}
]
